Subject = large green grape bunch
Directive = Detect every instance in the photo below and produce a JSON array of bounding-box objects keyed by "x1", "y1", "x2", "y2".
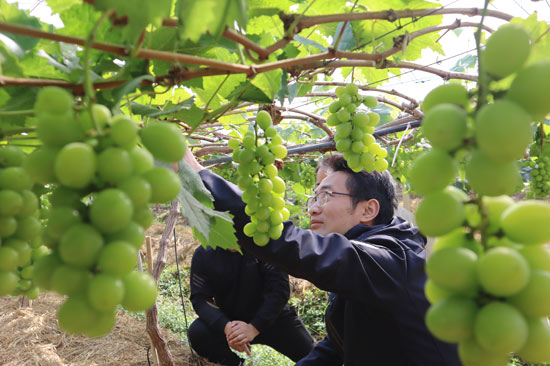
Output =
[
  {"x1": 28, "y1": 86, "x2": 186, "y2": 338},
  {"x1": 412, "y1": 24, "x2": 550, "y2": 365},
  {"x1": 326, "y1": 84, "x2": 388, "y2": 172},
  {"x1": 526, "y1": 128, "x2": 550, "y2": 199},
  {"x1": 0, "y1": 145, "x2": 46, "y2": 299},
  {"x1": 228, "y1": 110, "x2": 290, "y2": 246}
]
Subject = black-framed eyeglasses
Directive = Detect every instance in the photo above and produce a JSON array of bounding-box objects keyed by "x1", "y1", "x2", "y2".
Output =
[{"x1": 307, "y1": 191, "x2": 354, "y2": 210}]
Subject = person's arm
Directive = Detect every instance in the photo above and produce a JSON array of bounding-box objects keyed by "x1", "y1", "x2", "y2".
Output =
[
  {"x1": 295, "y1": 336, "x2": 343, "y2": 366},
  {"x1": 249, "y1": 262, "x2": 291, "y2": 333},
  {"x1": 189, "y1": 248, "x2": 231, "y2": 335}
]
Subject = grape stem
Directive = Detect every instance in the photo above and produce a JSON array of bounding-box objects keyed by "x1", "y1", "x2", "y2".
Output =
[
  {"x1": 0, "y1": 109, "x2": 34, "y2": 116},
  {"x1": 474, "y1": 0, "x2": 490, "y2": 110}
]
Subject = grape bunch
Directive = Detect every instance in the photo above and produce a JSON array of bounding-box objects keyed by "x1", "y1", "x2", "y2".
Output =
[
  {"x1": 28, "y1": 86, "x2": 186, "y2": 337},
  {"x1": 326, "y1": 84, "x2": 388, "y2": 172},
  {"x1": 425, "y1": 199, "x2": 550, "y2": 366},
  {"x1": 229, "y1": 110, "x2": 290, "y2": 246},
  {"x1": 526, "y1": 129, "x2": 550, "y2": 199},
  {"x1": 0, "y1": 145, "x2": 45, "y2": 299},
  {"x1": 410, "y1": 23, "x2": 550, "y2": 365}
]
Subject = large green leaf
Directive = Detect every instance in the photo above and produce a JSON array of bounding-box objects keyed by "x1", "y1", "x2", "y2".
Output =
[
  {"x1": 0, "y1": 1, "x2": 42, "y2": 51},
  {"x1": 176, "y1": 160, "x2": 239, "y2": 251}
]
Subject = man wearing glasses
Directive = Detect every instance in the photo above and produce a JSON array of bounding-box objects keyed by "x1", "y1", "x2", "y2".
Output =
[{"x1": 183, "y1": 151, "x2": 460, "y2": 366}]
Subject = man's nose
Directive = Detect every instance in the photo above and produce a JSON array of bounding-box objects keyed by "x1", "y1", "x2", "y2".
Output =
[{"x1": 308, "y1": 200, "x2": 321, "y2": 215}]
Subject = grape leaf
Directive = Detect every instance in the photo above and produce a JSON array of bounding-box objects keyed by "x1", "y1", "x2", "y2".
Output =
[
  {"x1": 176, "y1": 160, "x2": 239, "y2": 251},
  {"x1": 332, "y1": 22, "x2": 356, "y2": 51}
]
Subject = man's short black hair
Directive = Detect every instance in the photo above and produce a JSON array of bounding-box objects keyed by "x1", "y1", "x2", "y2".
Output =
[{"x1": 318, "y1": 153, "x2": 398, "y2": 225}]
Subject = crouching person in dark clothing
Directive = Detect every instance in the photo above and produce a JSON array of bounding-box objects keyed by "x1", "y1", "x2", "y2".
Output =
[{"x1": 188, "y1": 245, "x2": 314, "y2": 366}]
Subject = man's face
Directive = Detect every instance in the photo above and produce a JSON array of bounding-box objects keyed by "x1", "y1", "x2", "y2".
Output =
[{"x1": 309, "y1": 171, "x2": 364, "y2": 236}]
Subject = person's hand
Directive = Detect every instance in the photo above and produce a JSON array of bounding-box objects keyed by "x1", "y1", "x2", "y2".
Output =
[{"x1": 226, "y1": 321, "x2": 259, "y2": 356}]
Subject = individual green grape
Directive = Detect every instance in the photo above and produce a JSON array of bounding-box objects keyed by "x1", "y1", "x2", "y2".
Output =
[
  {"x1": 129, "y1": 146, "x2": 155, "y2": 175},
  {"x1": 0, "y1": 167, "x2": 32, "y2": 191},
  {"x1": 422, "y1": 104, "x2": 467, "y2": 152},
  {"x1": 87, "y1": 274, "x2": 124, "y2": 312},
  {"x1": 58, "y1": 223, "x2": 104, "y2": 268},
  {"x1": 517, "y1": 317, "x2": 550, "y2": 363},
  {"x1": 110, "y1": 115, "x2": 139, "y2": 148},
  {"x1": 474, "y1": 302, "x2": 528, "y2": 354},
  {"x1": 36, "y1": 113, "x2": 84, "y2": 148},
  {"x1": 0, "y1": 145, "x2": 26, "y2": 167},
  {"x1": 424, "y1": 278, "x2": 453, "y2": 304},
  {"x1": 465, "y1": 149, "x2": 519, "y2": 197},
  {"x1": 507, "y1": 60, "x2": 550, "y2": 121},
  {"x1": 121, "y1": 271, "x2": 157, "y2": 312},
  {"x1": 57, "y1": 295, "x2": 99, "y2": 335},
  {"x1": 481, "y1": 195, "x2": 515, "y2": 234},
  {"x1": 408, "y1": 149, "x2": 457, "y2": 195},
  {"x1": 97, "y1": 240, "x2": 137, "y2": 276},
  {"x1": 78, "y1": 104, "x2": 112, "y2": 133},
  {"x1": 363, "y1": 96, "x2": 377, "y2": 108},
  {"x1": 519, "y1": 245, "x2": 550, "y2": 271},
  {"x1": 422, "y1": 84, "x2": 469, "y2": 113},
  {"x1": 54, "y1": 142, "x2": 96, "y2": 189},
  {"x1": 508, "y1": 270, "x2": 550, "y2": 318},
  {"x1": 500, "y1": 200, "x2": 550, "y2": 245},
  {"x1": 458, "y1": 338, "x2": 510, "y2": 366},
  {"x1": 416, "y1": 189, "x2": 465, "y2": 237},
  {"x1": 34, "y1": 86, "x2": 74, "y2": 116},
  {"x1": 84, "y1": 310, "x2": 116, "y2": 338},
  {"x1": 117, "y1": 176, "x2": 152, "y2": 207},
  {"x1": 143, "y1": 167, "x2": 182, "y2": 203},
  {"x1": 425, "y1": 296, "x2": 478, "y2": 343},
  {"x1": 97, "y1": 147, "x2": 133, "y2": 184},
  {"x1": 140, "y1": 122, "x2": 187, "y2": 162},
  {"x1": 90, "y1": 189, "x2": 134, "y2": 234},
  {"x1": 256, "y1": 110, "x2": 272, "y2": 130},
  {"x1": 476, "y1": 247, "x2": 530, "y2": 297},
  {"x1": 0, "y1": 246, "x2": 19, "y2": 271},
  {"x1": 484, "y1": 23, "x2": 531, "y2": 78},
  {"x1": 51, "y1": 265, "x2": 91, "y2": 295},
  {"x1": 475, "y1": 100, "x2": 532, "y2": 162},
  {"x1": 426, "y1": 247, "x2": 478, "y2": 295},
  {"x1": 32, "y1": 254, "x2": 61, "y2": 291},
  {"x1": 0, "y1": 190, "x2": 23, "y2": 216},
  {"x1": 0, "y1": 216, "x2": 17, "y2": 238}
]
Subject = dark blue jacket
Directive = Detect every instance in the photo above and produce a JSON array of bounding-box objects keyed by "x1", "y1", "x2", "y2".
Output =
[
  {"x1": 190, "y1": 246, "x2": 292, "y2": 334},
  {"x1": 199, "y1": 169, "x2": 460, "y2": 366}
]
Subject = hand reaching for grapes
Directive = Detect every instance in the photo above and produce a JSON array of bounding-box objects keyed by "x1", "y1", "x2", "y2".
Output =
[{"x1": 225, "y1": 321, "x2": 258, "y2": 356}]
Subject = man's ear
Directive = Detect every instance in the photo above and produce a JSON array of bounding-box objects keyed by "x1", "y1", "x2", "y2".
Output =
[{"x1": 358, "y1": 199, "x2": 380, "y2": 226}]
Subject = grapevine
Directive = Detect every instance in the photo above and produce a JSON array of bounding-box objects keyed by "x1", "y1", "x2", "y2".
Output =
[
  {"x1": 412, "y1": 24, "x2": 550, "y2": 365},
  {"x1": 27, "y1": 86, "x2": 186, "y2": 337}
]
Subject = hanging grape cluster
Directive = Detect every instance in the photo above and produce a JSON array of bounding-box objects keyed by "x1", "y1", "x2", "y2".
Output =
[
  {"x1": 526, "y1": 128, "x2": 550, "y2": 199},
  {"x1": 0, "y1": 146, "x2": 44, "y2": 299},
  {"x1": 326, "y1": 84, "x2": 388, "y2": 172},
  {"x1": 229, "y1": 110, "x2": 290, "y2": 246},
  {"x1": 27, "y1": 86, "x2": 186, "y2": 337},
  {"x1": 410, "y1": 24, "x2": 550, "y2": 365}
]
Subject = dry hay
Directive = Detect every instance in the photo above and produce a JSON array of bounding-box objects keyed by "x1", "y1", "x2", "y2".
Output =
[
  {"x1": 144, "y1": 223, "x2": 200, "y2": 268},
  {"x1": 0, "y1": 293, "x2": 208, "y2": 366}
]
